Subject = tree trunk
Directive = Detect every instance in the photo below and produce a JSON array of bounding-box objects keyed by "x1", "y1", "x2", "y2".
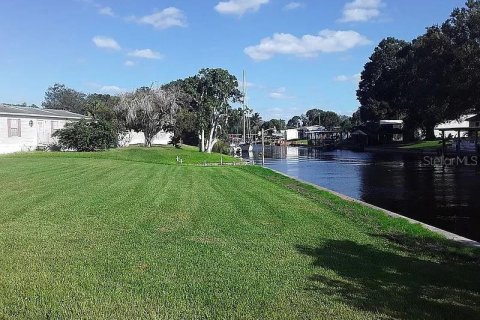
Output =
[
  {"x1": 206, "y1": 138, "x2": 218, "y2": 153},
  {"x1": 425, "y1": 125, "x2": 436, "y2": 141},
  {"x1": 205, "y1": 124, "x2": 218, "y2": 153},
  {"x1": 200, "y1": 129, "x2": 205, "y2": 152},
  {"x1": 144, "y1": 133, "x2": 153, "y2": 147}
]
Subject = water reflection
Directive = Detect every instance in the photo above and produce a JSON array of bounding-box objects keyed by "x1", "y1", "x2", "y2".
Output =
[{"x1": 245, "y1": 145, "x2": 480, "y2": 241}]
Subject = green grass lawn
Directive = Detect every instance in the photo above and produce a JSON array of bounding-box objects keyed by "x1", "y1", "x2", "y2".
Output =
[
  {"x1": 399, "y1": 140, "x2": 443, "y2": 150},
  {"x1": 289, "y1": 139, "x2": 308, "y2": 145},
  {"x1": 8, "y1": 145, "x2": 238, "y2": 166},
  {"x1": 0, "y1": 146, "x2": 479, "y2": 319}
]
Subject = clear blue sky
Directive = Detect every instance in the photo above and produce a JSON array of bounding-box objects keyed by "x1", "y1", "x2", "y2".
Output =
[{"x1": 0, "y1": 0, "x2": 466, "y2": 120}]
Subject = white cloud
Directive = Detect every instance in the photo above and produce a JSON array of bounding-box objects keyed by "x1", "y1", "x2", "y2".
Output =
[
  {"x1": 124, "y1": 60, "x2": 136, "y2": 67},
  {"x1": 340, "y1": 0, "x2": 383, "y2": 22},
  {"x1": 134, "y1": 7, "x2": 187, "y2": 30},
  {"x1": 269, "y1": 87, "x2": 294, "y2": 99},
  {"x1": 265, "y1": 106, "x2": 301, "y2": 120},
  {"x1": 334, "y1": 73, "x2": 361, "y2": 82},
  {"x1": 98, "y1": 6, "x2": 114, "y2": 16},
  {"x1": 215, "y1": 0, "x2": 269, "y2": 16},
  {"x1": 80, "y1": 0, "x2": 116, "y2": 17},
  {"x1": 244, "y1": 30, "x2": 371, "y2": 61},
  {"x1": 284, "y1": 2, "x2": 304, "y2": 11},
  {"x1": 99, "y1": 85, "x2": 127, "y2": 94},
  {"x1": 238, "y1": 81, "x2": 259, "y2": 89},
  {"x1": 92, "y1": 36, "x2": 121, "y2": 50},
  {"x1": 128, "y1": 49, "x2": 163, "y2": 60}
]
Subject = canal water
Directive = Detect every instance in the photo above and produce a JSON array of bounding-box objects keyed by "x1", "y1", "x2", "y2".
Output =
[{"x1": 244, "y1": 146, "x2": 480, "y2": 241}]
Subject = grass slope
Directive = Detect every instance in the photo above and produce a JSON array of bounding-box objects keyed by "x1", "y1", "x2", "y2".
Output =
[
  {"x1": 4, "y1": 145, "x2": 237, "y2": 166},
  {"x1": 399, "y1": 140, "x2": 443, "y2": 150},
  {"x1": 0, "y1": 147, "x2": 479, "y2": 319}
]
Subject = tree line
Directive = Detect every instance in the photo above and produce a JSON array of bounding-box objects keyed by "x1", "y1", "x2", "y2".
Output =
[
  {"x1": 43, "y1": 68, "x2": 264, "y2": 153},
  {"x1": 357, "y1": 0, "x2": 480, "y2": 141},
  {"x1": 285, "y1": 109, "x2": 358, "y2": 132}
]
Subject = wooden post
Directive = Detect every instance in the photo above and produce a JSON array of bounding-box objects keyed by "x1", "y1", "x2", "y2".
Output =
[
  {"x1": 442, "y1": 130, "x2": 445, "y2": 157},
  {"x1": 457, "y1": 130, "x2": 461, "y2": 154},
  {"x1": 261, "y1": 129, "x2": 265, "y2": 166}
]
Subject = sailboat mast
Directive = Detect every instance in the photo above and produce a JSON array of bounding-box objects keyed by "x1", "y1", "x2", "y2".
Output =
[{"x1": 242, "y1": 70, "x2": 246, "y2": 144}]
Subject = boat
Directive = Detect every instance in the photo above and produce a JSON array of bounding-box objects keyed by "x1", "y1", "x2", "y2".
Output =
[{"x1": 239, "y1": 70, "x2": 253, "y2": 153}]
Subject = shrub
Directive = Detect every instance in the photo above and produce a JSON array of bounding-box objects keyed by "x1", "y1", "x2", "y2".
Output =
[
  {"x1": 212, "y1": 139, "x2": 231, "y2": 155},
  {"x1": 53, "y1": 119, "x2": 118, "y2": 152}
]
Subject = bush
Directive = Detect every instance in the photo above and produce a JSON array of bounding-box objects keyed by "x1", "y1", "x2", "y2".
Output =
[
  {"x1": 53, "y1": 119, "x2": 118, "y2": 152},
  {"x1": 212, "y1": 139, "x2": 231, "y2": 155}
]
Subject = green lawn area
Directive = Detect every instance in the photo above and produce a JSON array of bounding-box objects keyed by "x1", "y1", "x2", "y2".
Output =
[
  {"x1": 399, "y1": 140, "x2": 443, "y2": 150},
  {"x1": 0, "y1": 146, "x2": 479, "y2": 319},
  {"x1": 9, "y1": 145, "x2": 238, "y2": 166},
  {"x1": 290, "y1": 139, "x2": 308, "y2": 145}
]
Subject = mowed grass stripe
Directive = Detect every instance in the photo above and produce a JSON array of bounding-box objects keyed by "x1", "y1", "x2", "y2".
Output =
[{"x1": 0, "y1": 147, "x2": 479, "y2": 319}]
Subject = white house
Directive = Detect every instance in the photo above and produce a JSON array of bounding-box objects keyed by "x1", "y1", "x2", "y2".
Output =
[
  {"x1": 434, "y1": 114, "x2": 476, "y2": 138},
  {"x1": 467, "y1": 114, "x2": 480, "y2": 128},
  {"x1": 120, "y1": 130, "x2": 173, "y2": 147},
  {"x1": 282, "y1": 128, "x2": 299, "y2": 141},
  {"x1": 0, "y1": 104, "x2": 85, "y2": 154}
]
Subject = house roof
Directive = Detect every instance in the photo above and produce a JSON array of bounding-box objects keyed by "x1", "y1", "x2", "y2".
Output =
[
  {"x1": 466, "y1": 114, "x2": 480, "y2": 122},
  {"x1": 351, "y1": 129, "x2": 368, "y2": 136},
  {"x1": 0, "y1": 104, "x2": 85, "y2": 120},
  {"x1": 436, "y1": 127, "x2": 480, "y2": 131},
  {"x1": 298, "y1": 125, "x2": 325, "y2": 131},
  {"x1": 379, "y1": 120, "x2": 403, "y2": 125}
]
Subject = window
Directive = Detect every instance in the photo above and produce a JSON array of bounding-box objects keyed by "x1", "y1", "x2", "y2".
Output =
[
  {"x1": 7, "y1": 119, "x2": 21, "y2": 137},
  {"x1": 51, "y1": 120, "x2": 59, "y2": 133},
  {"x1": 476, "y1": 121, "x2": 480, "y2": 127}
]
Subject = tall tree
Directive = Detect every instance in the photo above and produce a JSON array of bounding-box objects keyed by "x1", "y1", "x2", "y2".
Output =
[
  {"x1": 227, "y1": 107, "x2": 244, "y2": 134},
  {"x1": 339, "y1": 115, "x2": 354, "y2": 133},
  {"x1": 117, "y1": 86, "x2": 179, "y2": 147},
  {"x1": 396, "y1": 27, "x2": 454, "y2": 139},
  {"x1": 85, "y1": 93, "x2": 125, "y2": 140},
  {"x1": 250, "y1": 112, "x2": 263, "y2": 134},
  {"x1": 304, "y1": 109, "x2": 341, "y2": 129},
  {"x1": 320, "y1": 111, "x2": 341, "y2": 129},
  {"x1": 188, "y1": 68, "x2": 242, "y2": 153},
  {"x1": 42, "y1": 83, "x2": 86, "y2": 114},
  {"x1": 287, "y1": 115, "x2": 302, "y2": 128},
  {"x1": 442, "y1": 0, "x2": 480, "y2": 115},
  {"x1": 262, "y1": 119, "x2": 286, "y2": 131},
  {"x1": 306, "y1": 109, "x2": 322, "y2": 125},
  {"x1": 357, "y1": 38, "x2": 409, "y2": 122},
  {"x1": 162, "y1": 79, "x2": 198, "y2": 146}
]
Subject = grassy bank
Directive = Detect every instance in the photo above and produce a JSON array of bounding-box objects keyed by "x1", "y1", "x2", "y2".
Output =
[
  {"x1": 0, "y1": 147, "x2": 479, "y2": 319},
  {"x1": 399, "y1": 140, "x2": 442, "y2": 150},
  {"x1": 7, "y1": 145, "x2": 237, "y2": 165},
  {"x1": 289, "y1": 139, "x2": 308, "y2": 146}
]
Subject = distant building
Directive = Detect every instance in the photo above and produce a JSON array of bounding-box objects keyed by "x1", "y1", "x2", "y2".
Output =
[
  {"x1": 298, "y1": 126, "x2": 325, "y2": 140},
  {"x1": 0, "y1": 104, "x2": 85, "y2": 154},
  {"x1": 379, "y1": 120, "x2": 403, "y2": 142},
  {"x1": 351, "y1": 120, "x2": 403, "y2": 145},
  {"x1": 467, "y1": 114, "x2": 480, "y2": 128},
  {"x1": 282, "y1": 128, "x2": 299, "y2": 141},
  {"x1": 120, "y1": 130, "x2": 173, "y2": 147},
  {"x1": 435, "y1": 114, "x2": 476, "y2": 138}
]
